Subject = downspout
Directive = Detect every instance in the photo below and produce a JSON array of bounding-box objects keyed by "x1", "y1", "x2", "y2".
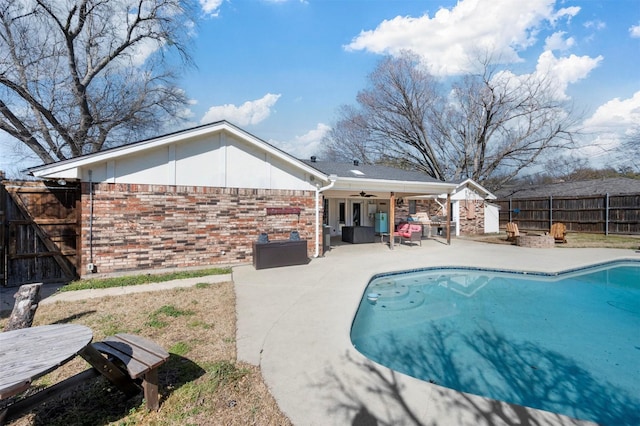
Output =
[
  {"x1": 88, "y1": 170, "x2": 94, "y2": 271},
  {"x1": 446, "y1": 193, "x2": 452, "y2": 245},
  {"x1": 314, "y1": 175, "x2": 337, "y2": 257}
]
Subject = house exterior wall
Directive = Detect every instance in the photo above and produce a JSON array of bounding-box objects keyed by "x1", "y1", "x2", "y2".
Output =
[
  {"x1": 80, "y1": 183, "x2": 317, "y2": 276},
  {"x1": 453, "y1": 187, "x2": 497, "y2": 235},
  {"x1": 81, "y1": 131, "x2": 315, "y2": 191},
  {"x1": 392, "y1": 197, "x2": 491, "y2": 235},
  {"x1": 457, "y1": 199, "x2": 486, "y2": 234},
  {"x1": 394, "y1": 199, "x2": 437, "y2": 223}
]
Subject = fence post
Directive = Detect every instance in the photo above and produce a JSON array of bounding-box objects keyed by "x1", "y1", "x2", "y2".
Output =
[
  {"x1": 549, "y1": 195, "x2": 553, "y2": 229},
  {"x1": 605, "y1": 193, "x2": 609, "y2": 236},
  {"x1": 0, "y1": 178, "x2": 4, "y2": 287},
  {"x1": 509, "y1": 198, "x2": 512, "y2": 223},
  {"x1": 0, "y1": 178, "x2": 5, "y2": 287}
]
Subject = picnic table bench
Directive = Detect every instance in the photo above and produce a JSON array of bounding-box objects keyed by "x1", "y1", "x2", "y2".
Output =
[{"x1": 80, "y1": 333, "x2": 170, "y2": 411}]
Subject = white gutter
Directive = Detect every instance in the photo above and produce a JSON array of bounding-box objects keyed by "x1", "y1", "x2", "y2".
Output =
[
  {"x1": 330, "y1": 176, "x2": 457, "y2": 194},
  {"x1": 314, "y1": 175, "x2": 337, "y2": 257}
]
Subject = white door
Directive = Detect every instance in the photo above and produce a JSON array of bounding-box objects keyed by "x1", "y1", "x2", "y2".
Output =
[
  {"x1": 484, "y1": 204, "x2": 500, "y2": 233},
  {"x1": 352, "y1": 202, "x2": 362, "y2": 226}
]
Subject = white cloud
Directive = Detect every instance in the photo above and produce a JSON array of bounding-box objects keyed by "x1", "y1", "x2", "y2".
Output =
[
  {"x1": 272, "y1": 123, "x2": 331, "y2": 159},
  {"x1": 584, "y1": 20, "x2": 606, "y2": 31},
  {"x1": 199, "y1": 0, "x2": 224, "y2": 16},
  {"x1": 200, "y1": 93, "x2": 281, "y2": 126},
  {"x1": 630, "y1": 23, "x2": 640, "y2": 38},
  {"x1": 495, "y1": 51, "x2": 602, "y2": 101},
  {"x1": 580, "y1": 91, "x2": 640, "y2": 160},
  {"x1": 584, "y1": 91, "x2": 640, "y2": 130},
  {"x1": 344, "y1": 0, "x2": 579, "y2": 76},
  {"x1": 551, "y1": 7, "x2": 580, "y2": 25},
  {"x1": 535, "y1": 51, "x2": 603, "y2": 99},
  {"x1": 126, "y1": 38, "x2": 164, "y2": 67},
  {"x1": 544, "y1": 31, "x2": 575, "y2": 51}
]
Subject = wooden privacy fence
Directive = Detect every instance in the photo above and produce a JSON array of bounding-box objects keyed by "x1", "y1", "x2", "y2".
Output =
[
  {"x1": 1, "y1": 180, "x2": 80, "y2": 287},
  {"x1": 496, "y1": 194, "x2": 640, "y2": 235}
]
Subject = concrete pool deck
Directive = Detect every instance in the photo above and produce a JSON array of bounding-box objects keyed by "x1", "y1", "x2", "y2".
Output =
[{"x1": 233, "y1": 238, "x2": 638, "y2": 426}]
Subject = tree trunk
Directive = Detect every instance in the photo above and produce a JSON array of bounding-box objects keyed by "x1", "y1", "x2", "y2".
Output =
[{"x1": 4, "y1": 283, "x2": 42, "y2": 331}]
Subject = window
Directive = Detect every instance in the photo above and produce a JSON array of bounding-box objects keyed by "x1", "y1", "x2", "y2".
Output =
[
  {"x1": 409, "y1": 200, "x2": 417, "y2": 215},
  {"x1": 339, "y1": 202, "x2": 345, "y2": 223}
]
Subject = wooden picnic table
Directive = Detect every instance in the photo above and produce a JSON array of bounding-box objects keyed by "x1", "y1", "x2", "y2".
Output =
[
  {"x1": 0, "y1": 324, "x2": 93, "y2": 401},
  {"x1": 0, "y1": 324, "x2": 169, "y2": 422}
]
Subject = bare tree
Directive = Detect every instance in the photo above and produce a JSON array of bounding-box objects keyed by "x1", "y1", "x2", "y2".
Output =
[
  {"x1": 323, "y1": 105, "x2": 374, "y2": 163},
  {"x1": 324, "y1": 52, "x2": 446, "y2": 179},
  {"x1": 0, "y1": 0, "x2": 196, "y2": 165},
  {"x1": 617, "y1": 126, "x2": 640, "y2": 173},
  {"x1": 543, "y1": 155, "x2": 590, "y2": 181},
  {"x1": 324, "y1": 52, "x2": 580, "y2": 186}
]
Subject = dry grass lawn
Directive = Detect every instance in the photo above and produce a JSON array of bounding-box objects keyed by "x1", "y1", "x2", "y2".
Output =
[
  {"x1": 461, "y1": 231, "x2": 640, "y2": 249},
  {"x1": 1, "y1": 282, "x2": 292, "y2": 426}
]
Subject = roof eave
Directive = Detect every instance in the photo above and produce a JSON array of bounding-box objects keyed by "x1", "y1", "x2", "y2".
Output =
[
  {"x1": 456, "y1": 178, "x2": 496, "y2": 199},
  {"x1": 332, "y1": 176, "x2": 457, "y2": 194}
]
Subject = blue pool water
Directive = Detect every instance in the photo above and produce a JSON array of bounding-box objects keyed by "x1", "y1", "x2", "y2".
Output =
[{"x1": 350, "y1": 260, "x2": 640, "y2": 425}]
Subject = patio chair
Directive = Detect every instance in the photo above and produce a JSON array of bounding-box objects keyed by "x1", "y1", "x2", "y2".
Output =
[
  {"x1": 506, "y1": 222, "x2": 520, "y2": 241},
  {"x1": 550, "y1": 223, "x2": 567, "y2": 243},
  {"x1": 394, "y1": 222, "x2": 422, "y2": 246}
]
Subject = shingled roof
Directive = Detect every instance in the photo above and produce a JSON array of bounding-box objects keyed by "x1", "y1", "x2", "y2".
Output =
[
  {"x1": 495, "y1": 177, "x2": 640, "y2": 199},
  {"x1": 301, "y1": 159, "x2": 442, "y2": 183}
]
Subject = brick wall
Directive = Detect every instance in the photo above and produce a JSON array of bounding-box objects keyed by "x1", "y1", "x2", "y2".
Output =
[
  {"x1": 80, "y1": 183, "x2": 317, "y2": 276},
  {"x1": 458, "y1": 199, "x2": 486, "y2": 235},
  {"x1": 394, "y1": 199, "x2": 437, "y2": 223},
  {"x1": 393, "y1": 198, "x2": 487, "y2": 235},
  {"x1": 516, "y1": 234, "x2": 555, "y2": 248}
]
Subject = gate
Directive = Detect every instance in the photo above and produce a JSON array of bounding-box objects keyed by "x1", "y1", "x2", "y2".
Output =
[{"x1": 1, "y1": 180, "x2": 79, "y2": 287}]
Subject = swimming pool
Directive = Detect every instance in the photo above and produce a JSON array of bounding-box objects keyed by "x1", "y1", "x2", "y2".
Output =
[{"x1": 350, "y1": 260, "x2": 640, "y2": 426}]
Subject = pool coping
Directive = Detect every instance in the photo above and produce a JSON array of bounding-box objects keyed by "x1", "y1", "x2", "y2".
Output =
[{"x1": 368, "y1": 257, "x2": 640, "y2": 281}]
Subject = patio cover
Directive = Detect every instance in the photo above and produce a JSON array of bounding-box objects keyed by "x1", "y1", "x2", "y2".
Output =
[{"x1": 303, "y1": 160, "x2": 458, "y2": 248}]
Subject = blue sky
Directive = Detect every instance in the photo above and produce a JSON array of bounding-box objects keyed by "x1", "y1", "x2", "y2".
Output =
[
  {"x1": 1, "y1": 0, "x2": 639, "y2": 176},
  {"x1": 183, "y1": 0, "x2": 640, "y2": 170}
]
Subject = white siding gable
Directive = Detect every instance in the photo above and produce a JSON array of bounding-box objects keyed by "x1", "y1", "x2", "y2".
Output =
[
  {"x1": 29, "y1": 122, "x2": 327, "y2": 190},
  {"x1": 451, "y1": 187, "x2": 485, "y2": 201},
  {"x1": 76, "y1": 129, "x2": 315, "y2": 190}
]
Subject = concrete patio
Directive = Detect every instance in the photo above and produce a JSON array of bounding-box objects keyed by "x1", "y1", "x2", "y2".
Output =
[{"x1": 233, "y1": 237, "x2": 638, "y2": 426}]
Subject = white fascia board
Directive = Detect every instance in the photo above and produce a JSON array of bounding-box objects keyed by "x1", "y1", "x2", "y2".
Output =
[
  {"x1": 332, "y1": 177, "x2": 457, "y2": 194},
  {"x1": 26, "y1": 167, "x2": 81, "y2": 180},
  {"x1": 30, "y1": 164, "x2": 83, "y2": 179},
  {"x1": 456, "y1": 178, "x2": 496, "y2": 199},
  {"x1": 28, "y1": 123, "x2": 231, "y2": 178},
  {"x1": 29, "y1": 121, "x2": 329, "y2": 182}
]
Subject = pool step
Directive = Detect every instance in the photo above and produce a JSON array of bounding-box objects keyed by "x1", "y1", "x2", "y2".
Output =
[{"x1": 368, "y1": 279, "x2": 425, "y2": 310}]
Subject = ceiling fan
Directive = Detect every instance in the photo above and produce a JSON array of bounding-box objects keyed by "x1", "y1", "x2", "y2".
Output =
[{"x1": 350, "y1": 191, "x2": 377, "y2": 198}]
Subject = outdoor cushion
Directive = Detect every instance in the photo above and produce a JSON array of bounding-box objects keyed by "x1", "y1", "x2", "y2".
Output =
[
  {"x1": 395, "y1": 222, "x2": 421, "y2": 238},
  {"x1": 405, "y1": 224, "x2": 422, "y2": 236},
  {"x1": 396, "y1": 222, "x2": 409, "y2": 231}
]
